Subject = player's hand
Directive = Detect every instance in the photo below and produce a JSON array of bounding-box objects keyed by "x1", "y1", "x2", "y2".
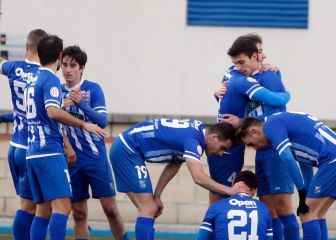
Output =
[
  {"x1": 297, "y1": 189, "x2": 310, "y2": 216},
  {"x1": 154, "y1": 196, "x2": 164, "y2": 218},
  {"x1": 227, "y1": 184, "x2": 240, "y2": 196},
  {"x1": 62, "y1": 98, "x2": 75, "y2": 108},
  {"x1": 69, "y1": 90, "x2": 82, "y2": 104},
  {"x1": 214, "y1": 83, "x2": 227, "y2": 99},
  {"x1": 82, "y1": 122, "x2": 107, "y2": 138},
  {"x1": 218, "y1": 114, "x2": 241, "y2": 129},
  {"x1": 64, "y1": 144, "x2": 76, "y2": 166},
  {"x1": 261, "y1": 63, "x2": 279, "y2": 72}
]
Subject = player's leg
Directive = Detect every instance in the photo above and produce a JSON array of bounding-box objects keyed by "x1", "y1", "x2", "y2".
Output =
[
  {"x1": 255, "y1": 150, "x2": 284, "y2": 240},
  {"x1": 8, "y1": 146, "x2": 35, "y2": 240},
  {"x1": 268, "y1": 150, "x2": 299, "y2": 240},
  {"x1": 69, "y1": 161, "x2": 91, "y2": 239},
  {"x1": 110, "y1": 136, "x2": 154, "y2": 240},
  {"x1": 36, "y1": 155, "x2": 72, "y2": 240},
  {"x1": 127, "y1": 192, "x2": 158, "y2": 240},
  {"x1": 207, "y1": 144, "x2": 245, "y2": 204},
  {"x1": 100, "y1": 197, "x2": 128, "y2": 240},
  {"x1": 72, "y1": 200, "x2": 89, "y2": 239},
  {"x1": 27, "y1": 157, "x2": 51, "y2": 240},
  {"x1": 301, "y1": 162, "x2": 336, "y2": 240},
  {"x1": 86, "y1": 153, "x2": 128, "y2": 240}
]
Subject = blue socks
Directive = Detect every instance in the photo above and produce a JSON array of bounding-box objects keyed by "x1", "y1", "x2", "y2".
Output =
[
  {"x1": 123, "y1": 233, "x2": 130, "y2": 240},
  {"x1": 13, "y1": 210, "x2": 34, "y2": 240},
  {"x1": 303, "y1": 220, "x2": 321, "y2": 240},
  {"x1": 279, "y1": 214, "x2": 300, "y2": 240},
  {"x1": 272, "y1": 218, "x2": 284, "y2": 240},
  {"x1": 319, "y1": 219, "x2": 328, "y2": 240},
  {"x1": 30, "y1": 216, "x2": 49, "y2": 240},
  {"x1": 135, "y1": 217, "x2": 155, "y2": 240},
  {"x1": 49, "y1": 213, "x2": 68, "y2": 240}
]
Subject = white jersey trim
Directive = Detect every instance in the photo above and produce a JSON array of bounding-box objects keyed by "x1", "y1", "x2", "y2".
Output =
[
  {"x1": 119, "y1": 134, "x2": 136, "y2": 153},
  {"x1": 26, "y1": 152, "x2": 63, "y2": 159},
  {"x1": 10, "y1": 141, "x2": 28, "y2": 149}
]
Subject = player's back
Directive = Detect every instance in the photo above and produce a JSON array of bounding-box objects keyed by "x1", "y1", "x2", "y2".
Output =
[
  {"x1": 26, "y1": 68, "x2": 63, "y2": 157},
  {"x1": 204, "y1": 193, "x2": 272, "y2": 240},
  {"x1": 122, "y1": 118, "x2": 206, "y2": 163},
  {"x1": 1, "y1": 60, "x2": 40, "y2": 147},
  {"x1": 62, "y1": 80, "x2": 107, "y2": 159},
  {"x1": 265, "y1": 112, "x2": 336, "y2": 166},
  {"x1": 247, "y1": 70, "x2": 286, "y2": 118}
]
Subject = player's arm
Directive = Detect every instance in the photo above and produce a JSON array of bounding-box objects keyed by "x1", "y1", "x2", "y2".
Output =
[
  {"x1": 196, "y1": 207, "x2": 216, "y2": 240},
  {"x1": 62, "y1": 129, "x2": 76, "y2": 166},
  {"x1": 0, "y1": 112, "x2": 14, "y2": 123},
  {"x1": 186, "y1": 159, "x2": 238, "y2": 196},
  {"x1": 70, "y1": 86, "x2": 108, "y2": 128},
  {"x1": 153, "y1": 161, "x2": 183, "y2": 217},
  {"x1": 241, "y1": 76, "x2": 290, "y2": 107}
]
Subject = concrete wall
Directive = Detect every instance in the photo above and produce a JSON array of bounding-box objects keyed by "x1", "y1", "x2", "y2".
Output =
[{"x1": 0, "y1": 0, "x2": 336, "y2": 119}]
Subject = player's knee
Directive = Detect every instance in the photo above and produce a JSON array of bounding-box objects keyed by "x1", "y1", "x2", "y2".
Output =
[
  {"x1": 73, "y1": 208, "x2": 88, "y2": 223},
  {"x1": 21, "y1": 199, "x2": 36, "y2": 214},
  {"x1": 139, "y1": 201, "x2": 159, "y2": 217},
  {"x1": 102, "y1": 203, "x2": 120, "y2": 219}
]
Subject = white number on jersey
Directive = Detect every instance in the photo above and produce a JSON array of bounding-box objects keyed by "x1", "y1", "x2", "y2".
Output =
[
  {"x1": 160, "y1": 119, "x2": 190, "y2": 128},
  {"x1": 13, "y1": 80, "x2": 26, "y2": 112},
  {"x1": 227, "y1": 209, "x2": 259, "y2": 240},
  {"x1": 25, "y1": 87, "x2": 37, "y2": 119}
]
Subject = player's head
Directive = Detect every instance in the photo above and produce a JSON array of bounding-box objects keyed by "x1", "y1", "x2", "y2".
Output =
[
  {"x1": 241, "y1": 33, "x2": 266, "y2": 62},
  {"x1": 233, "y1": 170, "x2": 258, "y2": 195},
  {"x1": 37, "y1": 35, "x2": 63, "y2": 68},
  {"x1": 26, "y1": 29, "x2": 48, "y2": 54},
  {"x1": 237, "y1": 117, "x2": 268, "y2": 149},
  {"x1": 205, "y1": 122, "x2": 236, "y2": 156},
  {"x1": 228, "y1": 37, "x2": 260, "y2": 76},
  {"x1": 61, "y1": 45, "x2": 87, "y2": 85}
]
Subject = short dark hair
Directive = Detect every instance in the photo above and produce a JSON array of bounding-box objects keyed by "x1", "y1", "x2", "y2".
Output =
[
  {"x1": 242, "y1": 33, "x2": 263, "y2": 45},
  {"x1": 62, "y1": 45, "x2": 87, "y2": 68},
  {"x1": 237, "y1": 117, "x2": 262, "y2": 139},
  {"x1": 26, "y1": 29, "x2": 48, "y2": 53},
  {"x1": 234, "y1": 170, "x2": 258, "y2": 189},
  {"x1": 37, "y1": 35, "x2": 63, "y2": 66},
  {"x1": 227, "y1": 37, "x2": 258, "y2": 58},
  {"x1": 207, "y1": 122, "x2": 236, "y2": 143}
]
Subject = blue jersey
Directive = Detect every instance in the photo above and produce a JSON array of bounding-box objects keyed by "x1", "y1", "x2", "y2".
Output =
[
  {"x1": 121, "y1": 119, "x2": 206, "y2": 163},
  {"x1": 62, "y1": 80, "x2": 108, "y2": 159},
  {"x1": 264, "y1": 112, "x2": 336, "y2": 167},
  {"x1": 0, "y1": 59, "x2": 40, "y2": 148},
  {"x1": 25, "y1": 67, "x2": 63, "y2": 158},
  {"x1": 218, "y1": 67, "x2": 263, "y2": 120},
  {"x1": 247, "y1": 70, "x2": 286, "y2": 118},
  {"x1": 199, "y1": 193, "x2": 273, "y2": 240}
]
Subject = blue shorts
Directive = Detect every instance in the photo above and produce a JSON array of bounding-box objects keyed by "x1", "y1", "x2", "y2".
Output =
[
  {"x1": 109, "y1": 136, "x2": 152, "y2": 193},
  {"x1": 308, "y1": 159, "x2": 336, "y2": 199},
  {"x1": 27, "y1": 154, "x2": 72, "y2": 203},
  {"x1": 8, "y1": 145, "x2": 32, "y2": 200},
  {"x1": 207, "y1": 144, "x2": 244, "y2": 197},
  {"x1": 69, "y1": 151, "x2": 116, "y2": 202},
  {"x1": 256, "y1": 148, "x2": 294, "y2": 196}
]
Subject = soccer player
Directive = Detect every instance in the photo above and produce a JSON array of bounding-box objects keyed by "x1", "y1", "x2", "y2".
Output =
[
  {"x1": 238, "y1": 112, "x2": 336, "y2": 240},
  {"x1": 196, "y1": 170, "x2": 273, "y2": 240},
  {"x1": 61, "y1": 45, "x2": 128, "y2": 240},
  {"x1": 0, "y1": 29, "x2": 48, "y2": 240},
  {"x1": 25, "y1": 35, "x2": 105, "y2": 240},
  {"x1": 110, "y1": 119, "x2": 240, "y2": 240},
  {"x1": 213, "y1": 34, "x2": 299, "y2": 240}
]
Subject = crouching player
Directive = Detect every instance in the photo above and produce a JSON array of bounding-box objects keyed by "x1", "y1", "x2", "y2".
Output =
[
  {"x1": 196, "y1": 170, "x2": 273, "y2": 240},
  {"x1": 238, "y1": 112, "x2": 336, "y2": 240},
  {"x1": 110, "y1": 119, "x2": 240, "y2": 240}
]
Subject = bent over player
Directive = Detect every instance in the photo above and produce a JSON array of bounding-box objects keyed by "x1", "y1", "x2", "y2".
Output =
[{"x1": 110, "y1": 119, "x2": 240, "y2": 240}]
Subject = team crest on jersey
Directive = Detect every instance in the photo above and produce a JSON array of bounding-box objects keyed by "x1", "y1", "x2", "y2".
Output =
[
  {"x1": 246, "y1": 77, "x2": 258, "y2": 83},
  {"x1": 197, "y1": 145, "x2": 203, "y2": 155},
  {"x1": 50, "y1": 87, "x2": 60, "y2": 98}
]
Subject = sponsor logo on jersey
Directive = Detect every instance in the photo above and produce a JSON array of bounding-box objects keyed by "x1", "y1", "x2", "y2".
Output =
[
  {"x1": 15, "y1": 67, "x2": 37, "y2": 82},
  {"x1": 246, "y1": 77, "x2": 258, "y2": 83},
  {"x1": 229, "y1": 198, "x2": 257, "y2": 208}
]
